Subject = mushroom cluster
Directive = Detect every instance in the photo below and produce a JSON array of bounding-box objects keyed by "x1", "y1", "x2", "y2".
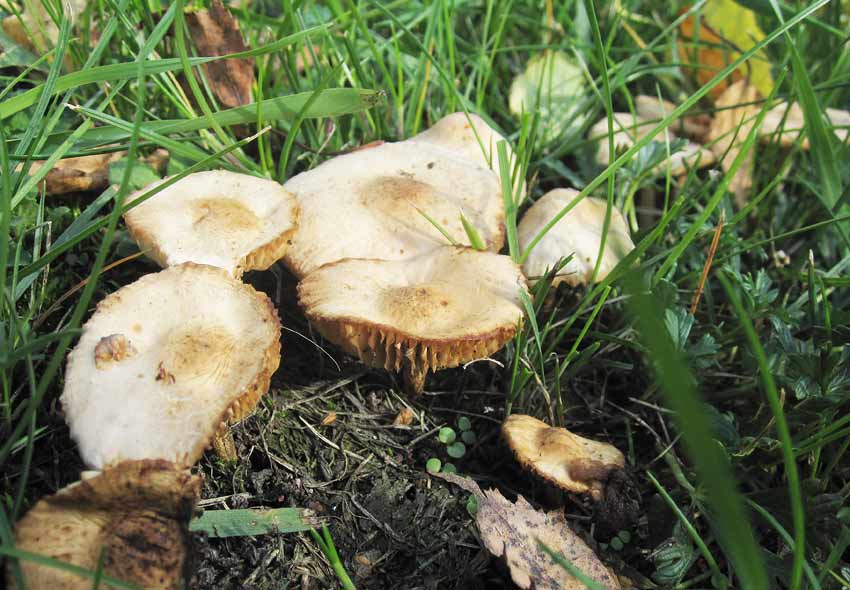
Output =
[{"x1": 9, "y1": 112, "x2": 634, "y2": 588}]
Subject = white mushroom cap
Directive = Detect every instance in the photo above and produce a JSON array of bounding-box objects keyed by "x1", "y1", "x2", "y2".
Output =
[
  {"x1": 760, "y1": 101, "x2": 850, "y2": 147},
  {"x1": 589, "y1": 112, "x2": 714, "y2": 175},
  {"x1": 7, "y1": 459, "x2": 200, "y2": 590},
  {"x1": 124, "y1": 170, "x2": 299, "y2": 278},
  {"x1": 61, "y1": 263, "x2": 281, "y2": 469},
  {"x1": 517, "y1": 189, "x2": 634, "y2": 287},
  {"x1": 298, "y1": 247, "x2": 527, "y2": 391},
  {"x1": 412, "y1": 112, "x2": 525, "y2": 200},
  {"x1": 282, "y1": 140, "x2": 505, "y2": 278},
  {"x1": 634, "y1": 95, "x2": 712, "y2": 141}
]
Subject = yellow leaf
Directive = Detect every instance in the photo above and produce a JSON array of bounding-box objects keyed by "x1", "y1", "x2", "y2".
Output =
[{"x1": 679, "y1": 0, "x2": 774, "y2": 99}]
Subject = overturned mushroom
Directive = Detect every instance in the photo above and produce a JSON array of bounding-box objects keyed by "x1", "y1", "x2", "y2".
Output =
[
  {"x1": 502, "y1": 414, "x2": 624, "y2": 500},
  {"x1": 517, "y1": 188, "x2": 634, "y2": 287},
  {"x1": 282, "y1": 116, "x2": 509, "y2": 278},
  {"x1": 589, "y1": 112, "x2": 714, "y2": 176},
  {"x1": 298, "y1": 246, "x2": 527, "y2": 394},
  {"x1": 124, "y1": 170, "x2": 299, "y2": 278},
  {"x1": 6, "y1": 459, "x2": 200, "y2": 590},
  {"x1": 62, "y1": 263, "x2": 281, "y2": 467}
]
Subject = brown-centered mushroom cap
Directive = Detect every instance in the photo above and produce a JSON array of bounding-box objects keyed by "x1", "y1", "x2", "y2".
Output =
[
  {"x1": 61, "y1": 263, "x2": 281, "y2": 468},
  {"x1": 124, "y1": 170, "x2": 299, "y2": 278},
  {"x1": 282, "y1": 117, "x2": 510, "y2": 278},
  {"x1": 6, "y1": 459, "x2": 200, "y2": 590},
  {"x1": 517, "y1": 189, "x2": 635, "y2": 287},
  {"x1": 297, "y1": 246, "x2": 527, "y2": 393},
  {"x1": 502, "y1": 414, "x2": 624, "y2": 499},
  {"x1": 412, "y1": 112, "x2": 526, "y2": 201}
]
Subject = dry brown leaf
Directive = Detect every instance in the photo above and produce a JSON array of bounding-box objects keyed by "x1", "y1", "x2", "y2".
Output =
[
  {"x1": 434, "y1": 472, "x2": 620, "y2": 590},
  {"x1": 393, "y1": 407, "x2": 415, "y2": 426},
  {"x1": 18, "y1": 152, "x2": 124, "y2": 196},
  {"x1": 321, "y1": 411, "x2": 338, "y2": 426},
  {"x1": 707, "y1": 79, "x2": 761, "y2": 206},
  {"x1": 186, "y1": 0, "x2": 255, "y2": 109}
]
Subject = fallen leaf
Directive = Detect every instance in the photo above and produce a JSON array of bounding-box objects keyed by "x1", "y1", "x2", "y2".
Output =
[
  {"x1": 433, "y1": 472, "x2": 621, "y2": 590},
  {"x1": 635, "y1": 95, "x2": 712, "y2": 142},
  {"x1": 706, "y1": 79, "x2": 761, "y2": 206},
  {"x1": 679, "y1": 1, "x2": 773, "y2": 99},
  {"x1": 321, "y1": 411, "x2": 337, "y2": 426},
  {"x1": 20, "y1": 152, "x2": 124, "y2": 196},
  {"x1": 186, "y1": 0, "x2": 255, "y2": 109},
  {"x1": 393, "y1": 407, "x2": 414, "y2": 426},
  {"x1": 509, "y1": 50, "x2": 588, "y2": 142},
  {"x1": 1, "y1": 0, "x2": 86, "y2": 56}
]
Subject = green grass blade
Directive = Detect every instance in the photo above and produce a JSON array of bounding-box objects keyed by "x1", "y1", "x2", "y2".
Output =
[
  {"x1": 718, "y1": 271, "x2": 805, "y2": 590},
  {"x1": 190, "y1": 507, "x2": 321, "y2": 538},
  {"x1": 624, "y1": 272, "x2": 768, "y2": 590}
]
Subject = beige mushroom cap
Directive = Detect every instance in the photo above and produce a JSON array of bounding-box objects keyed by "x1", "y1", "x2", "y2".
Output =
[
  {"x1": 124, "y1": 170, "x2": 299, "y2": 278},
  {"x1": 634, "y1": 95, "x2": 712, "y2": 141},
  {"x1": 298, "y1": 247, "x2": 527, "y2": 391},
  {"x1": 7, "y1": 459, "x2": 200, "y2": 590},
  {"x1": 517, "y1": 189, "x2": 634, "y2": 287},
  {"x1": 759, "y1": 101, "x2": 850, "y2": 148},
  {"x1": 412, "y1": 112, "x2": 525, "y2": 200},
  {"x1": 502, "y1": 414, "x2": 624, "y2": 498},
  {"x1": 590, "y1": 112, "x2": 714, "y2": 175},
  {"x1": 282, "y1": 140, "x2": 505, "y2": 277},
  {"x1": 61, "y1": 263, "x2": 281, "y2": 469}
]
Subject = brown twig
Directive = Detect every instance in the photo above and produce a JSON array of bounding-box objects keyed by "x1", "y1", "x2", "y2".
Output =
[{"x1": 690, "y1": 209, "x2": 725, "y2": 315}]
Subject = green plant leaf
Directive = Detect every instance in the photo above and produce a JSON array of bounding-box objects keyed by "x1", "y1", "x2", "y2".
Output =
[
  {"x1": 438, "y1": 427, "x2": 456, "y2": 445},
  {"x1": 189, "y1": 507, "x2": 320, "y2": 538}
]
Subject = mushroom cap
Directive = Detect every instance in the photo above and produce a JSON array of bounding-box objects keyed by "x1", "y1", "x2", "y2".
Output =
[
  {"x1": 517, "y1": 189, "x2": 635, "y2": 287},
  {"x1": 412, "y1": 112, "x2": 525, "y2": 200},
  {"x1": 297, "y1": 247, "x2": 527, "y2": 375},
  {"x1": 7, "y1": 459, "x2": 200, "y2": 590},
  {"x1": 502, "y1": 414, "x2": 624, "y2": 497},
  {"x1": 759, "y1": 101, "x2": 850, "y2": 148},
  {"x1": 282, "y1": 139, "x2": 505, "y2": 277},
  {"x1": 634, "y1": 95, "x2": 712, "y2": 141},
  {"x1": 589, "y1": 112, "x2": 714, "y2": 175},
  {"x1": 61, "y1": 263, "x2": 281, "y2": 469},
  {"x1": 124, "y1": 170, "x2": 299, "y2": 278}
]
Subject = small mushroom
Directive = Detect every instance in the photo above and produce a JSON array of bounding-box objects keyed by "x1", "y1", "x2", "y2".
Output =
[
  {"x1": 412, "y1": 112, "x2": 526, "y2": 200},
  {"x1": 517, "y1": 188, "x2": 634, "y2": 287},
  {"x1": 759, "y1": 101, "x2": 850, "y2": 148},
  {"x1": 589, "y1": 112, "x2": 715, "y2": 175},
  {"x1": 282, "y1": 117, "x2": 508, "y2": 278},
  {"x1": 634, "y1": 94, "x2": 712, "y2": 142},
  {"x1": 6, "y1": 459, "x2": 200, "y2": 590},
  {"x1": 297, "y1": 246, "x2": 527, "y2": 394},
  {"x1": 61, "y1": 263, "x2": 281, "y2": 467},
  {"x1": 502, "y1": 414, "x2": 624, "y2": 500},
  {"x1": 124, "y1": 170, "x2": 299, "y2": 278}
]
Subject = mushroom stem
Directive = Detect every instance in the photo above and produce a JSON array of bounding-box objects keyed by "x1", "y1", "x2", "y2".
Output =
[
  {"x1": 403, "y1": 364, "x2": 427, "y2": 396},
  {"x1": 212, "y1": 429, "x2": 237, "y2": 462}
]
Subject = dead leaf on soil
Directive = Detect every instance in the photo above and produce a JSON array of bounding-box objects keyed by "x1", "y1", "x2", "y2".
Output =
[
  {"x1": 678, "y1": 1, "x2": 773, "y2": 100},
  {"x1": 707, "y1": 79, "x2": 761, "y2": 206},
  {"x1": 186, "y1": 0, "x2": 255, "y2": 109},
  {"x1": 433, "y1": 472, "x2": 621, "y2": 590},
  {"x1": 393, "y1": 407, "x2": 414, "y2": 426},
  {"x1": 19, "y1": 151, "x2": 124, "y2": 196}
]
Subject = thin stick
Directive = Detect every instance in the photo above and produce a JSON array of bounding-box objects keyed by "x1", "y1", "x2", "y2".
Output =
[{"x1": 690, "y1": 209, "x2": 725, "y2": 314}]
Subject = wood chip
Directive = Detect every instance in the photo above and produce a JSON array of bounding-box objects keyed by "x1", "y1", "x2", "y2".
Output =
[{"x1": 392, "y1": 407, "x2": 414, "y2": 426}]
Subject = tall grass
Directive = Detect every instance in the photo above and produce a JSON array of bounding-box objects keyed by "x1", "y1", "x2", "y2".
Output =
[{"x1": 2, "y1": 0, "x2": 849, "y2": 588}]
